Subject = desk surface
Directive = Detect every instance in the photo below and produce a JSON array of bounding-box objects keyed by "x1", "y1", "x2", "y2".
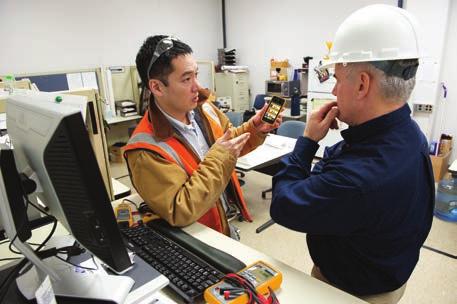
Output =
[
  {"x1": 237, "y1": 130, "x2": 344, "y2": 171},
  {"x1": 106, "y1": 114, "x2": 142, "y2": 125},
  {"x1": 0, "y1": 194, "x2": 365, "y2": 303},
  {"x1": 237, "y1": 134, "x2": 296, "y2": 171}
]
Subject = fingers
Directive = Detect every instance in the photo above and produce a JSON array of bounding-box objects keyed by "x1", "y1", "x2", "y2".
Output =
[
  {"x1": 252, "y1": 103, "x2": 269, "y2": 124},
  {"x1": 271, "y1": 115, "x2": 283, "y2": 129},
  {"x1": 232, "y1": 134, "x2": 250, "y2": 155},
  {"x1": 322, "y1": 106, "x2": 339, "y2": 127},
  {"x1": 317, "y1": 101, "x2": 338, "y2": 118},
  {"x1": 219, "y1": 129, "x2": 232, "y2": 141},
  {"x1": 230, "y1": 132, "x2": 250, "y2": 145}
]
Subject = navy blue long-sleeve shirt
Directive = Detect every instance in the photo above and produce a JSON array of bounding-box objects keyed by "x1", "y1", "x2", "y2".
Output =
[{"x1": 270, "y1": 104, "x2": 434, "y2": 295}]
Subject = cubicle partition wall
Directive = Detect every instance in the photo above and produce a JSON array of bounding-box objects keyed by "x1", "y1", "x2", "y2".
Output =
[
  {"x1": 0, "y1": 79, "x2": 33, "y2": 112},
  {"x1": 1, "y1": 70, "x2": 116, "y2": 200},
  {"x1": 104, "y1": 66, "x2": 142, "y2": 147},
  {"x1": 61, "y1": 89, "x2": 114, "y2": 200}
]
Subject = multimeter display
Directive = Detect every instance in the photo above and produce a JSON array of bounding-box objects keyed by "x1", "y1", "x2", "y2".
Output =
[
  {"x1": 240, "y1": 264, "x2": 275, "y2": 287},
  {"x1": 117, "y1": 209, "x2": 130, "y2": 220},
  {"x1": 115, "y1": 203, "x2": 134, "y2": 227}
]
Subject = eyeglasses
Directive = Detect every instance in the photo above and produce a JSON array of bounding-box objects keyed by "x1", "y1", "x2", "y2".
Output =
[{"x1": 146, "y1": 36, "x2": 178, "y2": 79}]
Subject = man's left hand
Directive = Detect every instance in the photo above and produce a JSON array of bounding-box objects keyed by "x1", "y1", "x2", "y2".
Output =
[{"x1": 251, "y1": 103, "x2": 283, "y2": 133}]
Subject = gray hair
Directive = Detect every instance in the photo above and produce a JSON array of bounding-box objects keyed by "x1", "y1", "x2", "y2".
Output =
[{"x1": 347, "y1": 62, "x2": 416, "y2": 103}]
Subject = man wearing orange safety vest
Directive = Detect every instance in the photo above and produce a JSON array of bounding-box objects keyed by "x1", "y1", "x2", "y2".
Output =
[{"x1": 124, "y1": 35, "x2": 282, "y2": 238}]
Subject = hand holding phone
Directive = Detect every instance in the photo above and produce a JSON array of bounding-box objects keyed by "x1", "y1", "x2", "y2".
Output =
[{"x1": 261, "y1": 96, "x2": 286, "y2": 125}]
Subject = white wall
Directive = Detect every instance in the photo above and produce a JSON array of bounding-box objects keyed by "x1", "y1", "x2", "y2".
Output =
[
  {"x1": 434, "y1": 0, "x2": 457, "y2": 163},
  {"x1": 225, "y1": 0, "x2": 396, "y2": 104},
  {"x1": 405, "y1": 0, "x2": 450, "y2": 141},
  {"x1": 0, "y1": 0, "x2": 222, "y2": 75}
]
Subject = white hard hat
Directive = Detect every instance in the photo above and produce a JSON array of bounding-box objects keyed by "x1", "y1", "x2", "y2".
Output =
[{"x1": 320, "y1": 4, "x2": 421, "y2": 69}]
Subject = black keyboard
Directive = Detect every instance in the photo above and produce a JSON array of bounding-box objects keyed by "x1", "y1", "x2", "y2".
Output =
[{"x1": 121, "y1": 225, "x2": 226, "y2": 303}]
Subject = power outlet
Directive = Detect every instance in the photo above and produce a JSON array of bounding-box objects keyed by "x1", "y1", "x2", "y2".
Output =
[{"x1": 413, "y1": 104, "x2": 433, "y2": 113}]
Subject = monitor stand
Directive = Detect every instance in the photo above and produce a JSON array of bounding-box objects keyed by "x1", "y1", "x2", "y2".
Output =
[
  {"x1": 16, "y1": 256, "x2": 134, "y2": 303},
  {"x1": 15, "y1": 233, "x2": 169, "y2": 304}
]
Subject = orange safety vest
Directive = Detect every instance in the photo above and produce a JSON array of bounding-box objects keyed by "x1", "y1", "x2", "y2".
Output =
[{"x1": 123, "y1": 104, "x2": 252, "y2": 233}]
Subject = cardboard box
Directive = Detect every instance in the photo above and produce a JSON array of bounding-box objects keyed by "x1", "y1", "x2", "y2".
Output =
[
  {"x1": 109, "y1": 142, "x2": 126, "y2": 163},
  {"x1": 430, "y1": 151, "x2": 451, "y2": 182}
]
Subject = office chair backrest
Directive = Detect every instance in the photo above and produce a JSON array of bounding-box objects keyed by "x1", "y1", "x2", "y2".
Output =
[
  {"x1": 277, "y1": 120, "x2": 306, "y2": 139},
  {"x1": 225, "y1": 111, "x2": 244, "y2": 127},
  {"x1": 253, "y1": 94, "x2": 267, "y2": 110}
]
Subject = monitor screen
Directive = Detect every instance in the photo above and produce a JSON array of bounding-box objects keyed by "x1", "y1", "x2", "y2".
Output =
[{"x1": 6, "y1": 92, "x2": 132, "y2": 273}]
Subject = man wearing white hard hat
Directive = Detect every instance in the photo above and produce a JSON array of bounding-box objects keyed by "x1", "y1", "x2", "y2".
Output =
[{"x1": 270, "y1": 4, "x2": 433, "y2": 304}]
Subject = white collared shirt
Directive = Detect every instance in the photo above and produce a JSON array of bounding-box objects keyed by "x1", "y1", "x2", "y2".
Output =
[{"x1": 156, "y1": 103, "x2": 209, "y2": 160}]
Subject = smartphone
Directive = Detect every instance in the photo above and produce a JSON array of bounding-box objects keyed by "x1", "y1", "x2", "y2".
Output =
[{"x1": 261, "y1": 96, "x2": 285, "y2": 124}]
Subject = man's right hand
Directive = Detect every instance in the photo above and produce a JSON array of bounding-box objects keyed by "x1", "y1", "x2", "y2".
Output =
[
  {"x1": 304, "y1": 101, "x2": 339, "y2": 142},
  {"x1": 216, "y1": 130, "x2": 250, "y2": 158}
]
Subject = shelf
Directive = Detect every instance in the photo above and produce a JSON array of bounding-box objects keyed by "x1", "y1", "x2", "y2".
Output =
[{"x1": 105, "y1": 114, "x2": 142, "y2": 125}]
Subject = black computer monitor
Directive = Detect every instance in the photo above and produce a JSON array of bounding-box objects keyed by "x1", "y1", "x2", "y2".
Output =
[
  {"x1": 0, "y1": 146, "x2": 32, "y2": 242},
  {"x1": 0, "y1": 145, "x2": 55, "y2": 242},
  {"x1": 4, "y1": 92, "x2": 132, "y2": 274}
]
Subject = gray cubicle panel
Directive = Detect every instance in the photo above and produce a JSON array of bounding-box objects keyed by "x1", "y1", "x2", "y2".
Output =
[{"x1": 13, "y1": 68, "x2": 105, "y2": 99}]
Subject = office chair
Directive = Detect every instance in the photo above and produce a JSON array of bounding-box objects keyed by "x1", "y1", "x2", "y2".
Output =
[
  {"x1": 256, "y1": 120, "x2": 306, "y2": 233},
  {"x1": 225, "y1": 111, "x2": 244, "y2": 128},
  {"x1": 253, "y1": 94, "x2": 267, "y2": 110},
  {"x1": 261, "y1": 120, "x2": 306, "y2": 199},
  {"x1": 225, "y1": 111, "x2": 246, "y2": 186}
]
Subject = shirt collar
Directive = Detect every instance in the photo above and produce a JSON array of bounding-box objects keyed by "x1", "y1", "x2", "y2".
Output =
[
  {"x1": 341, "y1": 103, "x2": 411, "y2": 144},
  {"x1": 155, "y1": 101, "x2": 196, "y2": 132}
]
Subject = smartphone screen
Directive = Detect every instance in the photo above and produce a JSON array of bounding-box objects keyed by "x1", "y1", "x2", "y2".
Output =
[{"x1": 261, "y1": 96, "x2": 285, "y2": 124}]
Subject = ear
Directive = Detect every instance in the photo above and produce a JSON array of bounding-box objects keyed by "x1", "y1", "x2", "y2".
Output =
[
  {"x1": 149, "y1": 79, "x2": 165, "y2": 97},
  {"x1": 357, "y1": 72, "x2": 371, "y2": 99}
]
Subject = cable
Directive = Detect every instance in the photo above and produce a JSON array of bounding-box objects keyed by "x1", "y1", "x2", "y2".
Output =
[
  {"x1": 0, "y1": 218, "x2": 56, "y2": 302},
  {"x1": 7, "y1": 198, "x2": 31, "y2": 255},
  {"x1": 27, "y1": 242, "x2": 42, "y2": 246},
  {"x1": 27, "y1": 198, "x2": 50, "y2": 216},
  {"x1": 0, "y1": 196, "x2": 31, "y2": 297},
  {"x1": 0, "y1": 257, "x2": 21, "y2": 262},
  {"x1": 54, "y1": 255, "x2": 99, "y2": 271},
  {"x1": 0, "y1": 196, "x2": 58, "y2": 302},
  {"x1": 222, "y1": 273, "x2": 280, "y2": 304},
  {"x1": 122, "y1": 198, "x2": 138, "y2": 209}
]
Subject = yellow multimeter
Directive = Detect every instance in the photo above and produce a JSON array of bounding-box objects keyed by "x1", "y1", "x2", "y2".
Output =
[
  {"x1": 115, "y1": 203, "x2": 134, "y2": 228},
  {"x1": 204, "y1": 261, "x2": 283, "y2": 304}
]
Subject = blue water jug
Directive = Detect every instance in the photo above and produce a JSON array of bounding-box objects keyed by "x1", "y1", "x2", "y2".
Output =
[{"x1": 435, "y1": 174, "x2": 457, "y2": 222}]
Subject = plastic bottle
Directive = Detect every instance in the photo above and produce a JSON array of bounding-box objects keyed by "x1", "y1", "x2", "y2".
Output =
[
  {"x1": 4, "y1": 75, "x2": 15, "y2": 94},
  {"x1": 435, "y1": 173, "x2": 457, "y2": 222}
]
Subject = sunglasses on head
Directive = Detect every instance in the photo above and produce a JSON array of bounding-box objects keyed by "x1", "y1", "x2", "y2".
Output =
[{"x1": 146, "y1": 36, "x2": 180, "y2": 79}]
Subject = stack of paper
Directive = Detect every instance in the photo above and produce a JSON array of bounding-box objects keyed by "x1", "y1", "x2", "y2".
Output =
[
  {"x1": 236, "y1": 134, "x2": 297, "y2": 170},
  {"x1": 116, "y1": 100, "x2": 138, "y2": 117}
]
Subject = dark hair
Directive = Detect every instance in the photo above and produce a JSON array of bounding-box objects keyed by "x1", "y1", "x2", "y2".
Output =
[{"x1": 135, "y1": 35, "x2": 193, "y2": 87}]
